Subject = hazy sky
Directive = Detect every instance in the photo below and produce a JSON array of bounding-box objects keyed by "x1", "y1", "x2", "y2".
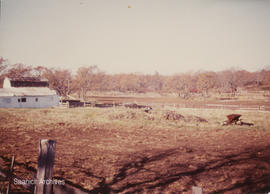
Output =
[{"x1": 0, "y1": 0, "x2": 270, "y2": 75}]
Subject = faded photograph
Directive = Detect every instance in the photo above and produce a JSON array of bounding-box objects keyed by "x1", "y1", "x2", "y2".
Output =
[{"x1": 0, "y1": 0, "x2": 270, "y2": 193}]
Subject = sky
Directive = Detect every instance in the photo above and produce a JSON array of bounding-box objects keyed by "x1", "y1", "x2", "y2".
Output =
[{"x1": 0, "y1": 0, "x2": 270, "y2": 75}]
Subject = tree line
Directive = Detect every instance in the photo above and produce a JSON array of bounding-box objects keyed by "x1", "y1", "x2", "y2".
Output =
[{"x1": 0, "y1": 57, "x2": 270, "y2": 100}]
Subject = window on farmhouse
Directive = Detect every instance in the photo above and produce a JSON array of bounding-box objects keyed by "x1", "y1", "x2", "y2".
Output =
[
  {"x1": 18, "y1": 99, "x2": 21, "y2": 102},
  {"x1": 21, "y1": 98, "x2": 26, "y2": 102},
  {"x1": 35, "y1": 98, "x2": 38, "y2": 102}
]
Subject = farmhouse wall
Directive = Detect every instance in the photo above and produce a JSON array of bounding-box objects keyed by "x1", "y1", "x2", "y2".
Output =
[{"x1": 0, "y1": 95, "x2": 59, "y2": 108}]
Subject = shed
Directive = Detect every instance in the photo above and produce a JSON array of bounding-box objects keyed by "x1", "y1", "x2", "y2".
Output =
[{"x1": 0, "y1": 77, "x2": 59, "y2": 108}]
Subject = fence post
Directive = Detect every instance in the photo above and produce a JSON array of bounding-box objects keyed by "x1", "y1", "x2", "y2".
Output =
[
  {"x1": 6, "y1": 155, "x2": 15, "y2": 194},
  {"x1": 34, "y1": 139, "x2": 56, "y2": 194}
]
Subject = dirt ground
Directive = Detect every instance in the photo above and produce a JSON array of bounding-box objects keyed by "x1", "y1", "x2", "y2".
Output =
[{"x1": 1, "y1": 100, "x2": 270, "y2": 193}]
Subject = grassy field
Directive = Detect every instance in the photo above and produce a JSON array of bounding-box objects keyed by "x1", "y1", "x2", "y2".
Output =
[{"x1": 1, "y1": 106, "x2": 270, "y2": 193}]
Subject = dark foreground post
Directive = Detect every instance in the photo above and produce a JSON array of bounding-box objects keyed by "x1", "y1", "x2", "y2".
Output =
[
  {"x1": 34, "y1": 139, "x2": 56, "y2": 194},
  {"x1": 6, "y1": 155, "x2": 15, "y2": 194}
]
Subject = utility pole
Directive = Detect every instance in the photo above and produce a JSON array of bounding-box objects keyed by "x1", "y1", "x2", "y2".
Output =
[{"x1": 67, "y1": 79, "x2": 70, "y2": 97}]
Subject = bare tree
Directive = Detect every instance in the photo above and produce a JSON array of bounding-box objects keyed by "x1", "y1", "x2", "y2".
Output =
[
  {"x1": 43, "y1": 68, "x2": 72, "y2": 97},
  {"x1": 148, "y1": 72, "x2": 164, "y2": 93},
  {"x1": 164, "y1": 74, "x2": 191, "y2": 98},
  {"x1": 74, "y1": 65, "x2": 101, "y2": 100},
  {"x1": 261, "y1": 69, "x2": 270, "y2": 92},
  {"x1": 5, "y1": 63, "x2": 33, "y2": 78},
  {"x1": 196, "y1": 72, "x2": 217, "y2": 97},
  {"x1": 0, "y1": 57, "x2": 8, "y2": 76},
  {"x1": 217, "y1": 70, "x2": 237, "y2": 96}
]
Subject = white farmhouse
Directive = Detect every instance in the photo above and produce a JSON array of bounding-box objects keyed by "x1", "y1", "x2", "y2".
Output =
[{"x1": 0, "y1": 77, "x2": 59, "y2": 108}]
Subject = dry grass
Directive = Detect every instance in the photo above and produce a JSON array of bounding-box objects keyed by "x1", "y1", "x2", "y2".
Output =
[{"x1": 1, "y1": 106, "x2": 269, "y2": 133}]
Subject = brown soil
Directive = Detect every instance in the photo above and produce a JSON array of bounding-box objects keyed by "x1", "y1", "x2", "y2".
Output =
[{"x1": 1, "y1": 116, "x2": 270, "y2": 193}]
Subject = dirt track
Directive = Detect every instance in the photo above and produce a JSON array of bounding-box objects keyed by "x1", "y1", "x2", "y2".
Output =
[{"x1": 90, "y1": 96, "x2": 270, "y2": 111}]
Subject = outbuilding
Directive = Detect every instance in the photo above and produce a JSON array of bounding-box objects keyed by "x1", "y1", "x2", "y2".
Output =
[{"x1": 0, "y1": 77, "x2": 59, "y2": 108}]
